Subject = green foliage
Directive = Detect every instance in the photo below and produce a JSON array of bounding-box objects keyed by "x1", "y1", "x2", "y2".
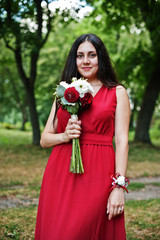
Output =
[
  {"x1": 66, "y1": 102, "x2": 79, "y2": 114},
  {"x1": 0, "y1": 40, "x2": 28, "y2": 125},
  {"x1": 0, "y1": 0, "x2": 82, "y2": 143},
  {"x1": 61, "y1": 97, "x2": 70, "y2": 105},
  {"x1": 0, "y1": 1, "x2": 45, "y2": 50},
  {"x1": 0, "y1": 0, "x2": 159, "y2": 141},
  {"x1": 1, "y1": 122, "x2": 16, "y2": 130},
  {"x1": 86, "y1": 0, "x2": 160, "y2": 139},
  {"x1": 56, "y1": 85, "x2": 66, "y2": 97}
]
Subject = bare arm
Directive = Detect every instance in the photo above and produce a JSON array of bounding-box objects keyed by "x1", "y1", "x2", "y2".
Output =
[
  {"x1": 107, "y1": 86, "x2": 130, "y2": 220},
  {"x1": 40, "y1": 101, "x2": 82, "y2": 148},
  {"x1": 114, "y1": 86, "x2": 130, "y2": 175}
]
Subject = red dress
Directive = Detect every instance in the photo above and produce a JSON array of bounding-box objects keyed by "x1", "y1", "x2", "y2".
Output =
[{"x1": 35, "y1": 86, "x2": 126, "y2": 240}]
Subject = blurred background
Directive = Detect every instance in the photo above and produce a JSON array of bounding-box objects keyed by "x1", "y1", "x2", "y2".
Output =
[{"x1": 0, "y1": 0, "x2": 160, "y2": 239}]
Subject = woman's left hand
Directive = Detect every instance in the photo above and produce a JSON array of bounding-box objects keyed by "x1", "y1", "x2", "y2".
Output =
[{"x1": 106, "y1": 188, "x2": 125, "y2": 220}]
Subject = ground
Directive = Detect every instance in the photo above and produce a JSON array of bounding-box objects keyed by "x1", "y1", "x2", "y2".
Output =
[{"x1": 0, "y1": 176, "x2": 160, "y2": 209}]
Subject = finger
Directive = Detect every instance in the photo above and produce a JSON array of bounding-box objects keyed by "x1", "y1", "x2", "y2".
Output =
[
  {"x1": 113, "y1": 207, "x2": 118, "y2": 216},
  {"x1": 67, "y1": 120, "x2": 82, "y2": 128},
  {"x1": 68, "y1": 118, "x2": 81, "y2": 125},
  {"x1": 108, "y1": 212, "x2": 114, "y2": 220},
  {"x1": 69, "y1": 124, "x2": 82, "y2": 130},
  {"x1": 109, "y1": 204, "x2": 120, "y2": 219},
  {"x1": 74, "y1": 121, "x2": 82, "y2": 127},
  {"x1": 68, "y1": 129, "x2": 81, "y2": 135},
  {"x1": 67, "y1": 132, "x2": 81, "y2": 139},
  {"x1": 68, "y1": 119, "x2": 76, "y2": 126},
  {"x1": 70, "y1": 135, "x2": 81, "y2": 139},
  {"x1": 118, "y1": 206, "x2": 124, "y2": 214},
  {"x1": 108, "y1": 206, "x2": 114, "y2": 220},
  {"x1": 117, "y1": 208, "x2": 121, "y2": 214},
  {"x1": 66, "y1": 126, "x2": 81, "y2": 134},
  {"x1": 106, "y1": 202, "x2": 109, "y2": 214}
]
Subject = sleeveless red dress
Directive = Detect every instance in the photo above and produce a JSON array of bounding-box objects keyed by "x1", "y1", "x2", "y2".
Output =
[{"x1": 35, "y1": 86, "x2": 126, "y2": 240}]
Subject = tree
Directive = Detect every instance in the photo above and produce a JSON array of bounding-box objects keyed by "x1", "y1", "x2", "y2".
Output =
[
  {"x1": 0, "y1": 0, "x2": 54, "y2": 144},
  {"x1": 86, "y1": 0, "x2": 160, "y2": 143},
  {"x1": 0, "y1": 40, "x2": 28, "y2": 129}
]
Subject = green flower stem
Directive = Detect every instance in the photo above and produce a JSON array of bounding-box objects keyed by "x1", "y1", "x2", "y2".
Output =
[
  {"x1": 77, "y1": 139, "x2": 80, "y2": 172},
  {"x1": 70, "y1": 138, "x2": 84, "y2": 174},
  {"x1": 77, "y1": 138, "x2": 84, "y2": 173},
  {"x1": 69, "y1": 114, "x2": 84, "y2": 174},
  {"x1": 71, "y1": 138, "x2": 76, "y2": 173}
]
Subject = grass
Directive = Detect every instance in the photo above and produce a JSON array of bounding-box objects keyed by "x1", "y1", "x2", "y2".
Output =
[
  {"x1": 0, "y1": 128, "x2": 160, "y2": 239},
  {"x1": 0, "y1": 128, "x2": 32, "y2": 145},
  {"x1": 128, "y1": 182, "x2": 146, "y2": 191},
  {"x1": 128, "y1": 182, "x2": 160, "y2": 191},
  {"x1": 125, "y1": 199, "x2": 160, "y2": 240},
  {"x1": 0, "y1": 200, "x2": 159, "y2": 239},
  {"x1": 127, "y1": 132, "x2": 160, "y2": 177},
  {"x1": 0, "y1": 206, "x2": 37, "y2": 239}
]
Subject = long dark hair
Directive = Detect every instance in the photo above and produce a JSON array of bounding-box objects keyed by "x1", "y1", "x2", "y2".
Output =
[
  {"x1": 53, "y1": 34, "x2": 119, "y2": 124},
  {"x1": 60, "y1": 33, "x2": 119, "y2": 87}
]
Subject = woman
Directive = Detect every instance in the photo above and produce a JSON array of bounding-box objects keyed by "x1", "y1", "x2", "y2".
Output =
[{"x1": 35, "y1": 34, "x2": 130, "y2": 240}]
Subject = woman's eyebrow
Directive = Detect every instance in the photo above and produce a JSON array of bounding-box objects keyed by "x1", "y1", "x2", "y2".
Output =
[{"x1": 77, "y1": 51, "x2": 97, "y2": 54}]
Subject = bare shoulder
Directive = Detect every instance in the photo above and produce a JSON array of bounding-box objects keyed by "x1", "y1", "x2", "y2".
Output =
[
  {"x1": 116, "y1": 85, "x2": 130, "y2": 114},
  {"x1": 116, "y1": 85, "x2": 128, "y2": 100}
]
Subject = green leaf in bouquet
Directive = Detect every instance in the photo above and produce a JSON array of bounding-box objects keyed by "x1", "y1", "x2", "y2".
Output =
[
  {"x1": 61, "y1": 97, "x2": 72, "y2": 105},
  {"x1": 56, "y1": 85, "x2": 66, "y2": 97},
  {"x1": 66, "y1": 102, "x2": 79, "y2": 114}
]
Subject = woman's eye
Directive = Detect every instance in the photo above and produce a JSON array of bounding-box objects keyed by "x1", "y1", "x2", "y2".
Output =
[
  {"x1": 77, "y1": 55, "x2": 83, "y2": 58},
  {"x1": 89, "y1": 53, "x2": 97, "y2": 58}
]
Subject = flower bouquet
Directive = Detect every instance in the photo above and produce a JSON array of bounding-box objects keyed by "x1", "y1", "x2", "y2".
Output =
[{"x1": 54, "y1": 77, "x2": 94, "y2": 174}]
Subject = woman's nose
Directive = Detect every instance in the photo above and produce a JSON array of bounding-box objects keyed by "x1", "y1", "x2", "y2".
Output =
[{"x1": 83, "y1": 56, "x2": 90, "y2": 64}]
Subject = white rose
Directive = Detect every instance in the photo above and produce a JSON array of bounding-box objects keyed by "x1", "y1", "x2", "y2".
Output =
[
  {"x1": 60, "y1": 81, "x2": 69, "y2": 89},
  {"x1": 70, "y1": 80, "x2": 87, "y2": 97},
  {"x1": 115, "y1": 176, "x2": 125, "y2": 186},
  {"x1": 71, "y1": 79, "x2": 94, "y2": 97}
]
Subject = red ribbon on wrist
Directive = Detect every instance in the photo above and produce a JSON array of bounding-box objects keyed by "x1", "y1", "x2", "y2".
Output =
[
  {"x1": 109, "y1": 184, "x2": 129, "y2": 193},
  {"x1": 109, "y1": 172, "x2": 130, "y2": 193}
]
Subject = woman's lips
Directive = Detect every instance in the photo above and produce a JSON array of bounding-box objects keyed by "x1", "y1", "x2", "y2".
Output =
[{"x1": 82, "y1": 67, "x2": 92, "y2": 71}]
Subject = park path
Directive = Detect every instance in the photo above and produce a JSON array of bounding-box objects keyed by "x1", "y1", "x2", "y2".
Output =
[
  {"x1": 0, "y1": 176, "x2": 160, "y2": 209},
  {"x1": 125, "y1": 176, "x2": 160, "y2": 201}
]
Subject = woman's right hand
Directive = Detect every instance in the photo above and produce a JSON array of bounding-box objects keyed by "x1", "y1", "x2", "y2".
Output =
[{"x1": 63, "y1": 118, "x2": 82, "y2": 143}]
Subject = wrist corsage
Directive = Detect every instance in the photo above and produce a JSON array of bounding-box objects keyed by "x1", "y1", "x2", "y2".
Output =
[{"x1": 109, "y1": 172, "x2": 130, "y2": 193}]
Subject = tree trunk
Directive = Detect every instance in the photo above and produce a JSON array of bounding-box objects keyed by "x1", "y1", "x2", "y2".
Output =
[
  {"x1": 21, "y1": 96, "x2": 28, "y2": 131},
  {"x1": 134, "y1": 68, "x2": 160, "y2": 143},
  {"x1": 21, "y1": 111, "x2": 27, "y2": 131},
  {"x1": 26, "y1": 86, "x2": 40, "y2": 144}
]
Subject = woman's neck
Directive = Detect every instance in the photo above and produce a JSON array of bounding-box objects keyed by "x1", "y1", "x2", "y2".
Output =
[{"x1": 87, "y1": 79, "x2": 102, "y2": 87}]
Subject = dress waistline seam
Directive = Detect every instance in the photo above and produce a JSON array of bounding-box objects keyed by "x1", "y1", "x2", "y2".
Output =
[{"x1": 79, "y1": 133, "x2": 113, "y2": 146}]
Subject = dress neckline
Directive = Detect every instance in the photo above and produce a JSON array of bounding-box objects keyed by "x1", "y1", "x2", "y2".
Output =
[{"x1": 93, "y1": 85, "x2": 105, "y2": 99}]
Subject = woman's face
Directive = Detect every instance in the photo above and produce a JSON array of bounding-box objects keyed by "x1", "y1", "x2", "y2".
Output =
[{"x1": 76, "y1": 41, "x2": 98, "y2": 81}]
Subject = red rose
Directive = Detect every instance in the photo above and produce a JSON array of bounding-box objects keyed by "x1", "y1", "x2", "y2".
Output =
[
  {"x1": 64, "y1": 87, "x2": 79, "y2": 103},
  {"x1": 80, "y1": 92, "x2": 93, "y2": 108}
]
